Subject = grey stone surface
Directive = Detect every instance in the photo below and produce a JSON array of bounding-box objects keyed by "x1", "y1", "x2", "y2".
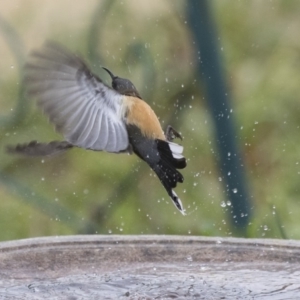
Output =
[{"x1": 0, "y1": 235, "x2": 299, "y2": 299}]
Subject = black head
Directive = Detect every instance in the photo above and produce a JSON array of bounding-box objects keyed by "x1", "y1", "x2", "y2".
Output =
[{"x1": 102, "y1": 67, "x2": 141, "y2": 99}]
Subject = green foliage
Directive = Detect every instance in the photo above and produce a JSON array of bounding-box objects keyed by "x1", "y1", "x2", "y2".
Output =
[{"x1": 0, "y1": 0, "x2": 299, "y2": 240}]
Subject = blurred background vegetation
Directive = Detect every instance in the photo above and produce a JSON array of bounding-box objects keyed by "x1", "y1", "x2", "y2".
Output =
[{"x1": 1, "y1": 0, "x2": 300, "y2": 241}]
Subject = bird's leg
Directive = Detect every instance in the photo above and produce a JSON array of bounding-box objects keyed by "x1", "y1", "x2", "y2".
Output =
[
  {"x1": 127, "y1": 144, "x2": 134, "y2": 154},
  {"x1": 165, "y1": 125, "x2": 182, "y2": 141},
  {"x1": 117, "y1": 144, "x2": 133, "y2": 155}
]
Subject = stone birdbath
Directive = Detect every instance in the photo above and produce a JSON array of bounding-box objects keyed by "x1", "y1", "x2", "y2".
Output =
[{"x1": 0, "y1": 235, "x2": 299, "y2": 299}]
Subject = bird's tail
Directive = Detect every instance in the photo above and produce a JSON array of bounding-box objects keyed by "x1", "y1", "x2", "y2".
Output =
[{"x1": 152, "y1": 140, "x2": 187, "y2": 215}]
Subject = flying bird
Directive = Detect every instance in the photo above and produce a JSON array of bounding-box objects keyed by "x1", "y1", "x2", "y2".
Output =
[{"x1": 7, "y1": 43, "x2": 187, "y2": 214}]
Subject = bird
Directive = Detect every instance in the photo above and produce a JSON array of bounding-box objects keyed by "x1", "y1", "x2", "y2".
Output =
[{"x1": 7, "y1": 42, "x2": 187, "y2": 215}]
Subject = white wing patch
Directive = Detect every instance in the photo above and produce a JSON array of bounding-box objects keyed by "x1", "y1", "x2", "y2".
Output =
[
  {"x1": 25, "y1": 43, "x2": 129, "y2": 153},
  {"x1": 168, "y1": 142, "x2": 184, "y2": 159}
]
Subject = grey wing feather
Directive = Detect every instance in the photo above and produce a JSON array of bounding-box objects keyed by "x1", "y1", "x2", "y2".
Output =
[
  {"x1": 25, "y1": 42, "x2": 129, "y2": 152},
  {"x1": 6, "y1": 140, "x2": 73, "y2": 157}
]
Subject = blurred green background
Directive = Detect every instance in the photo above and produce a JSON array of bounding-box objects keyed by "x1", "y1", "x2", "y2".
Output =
[{"x1": 1, "y1": 0, "x2": 300, "y2": 241}]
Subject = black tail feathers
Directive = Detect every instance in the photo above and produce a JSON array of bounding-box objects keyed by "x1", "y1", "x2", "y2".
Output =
[
  {"x1": 152, "y1": 161, "x2": 186, "y2": 215},
  {"x1": 151, "y1": 140, "x2": 187, "y2": 214},
  {"x1": 156, "y1": 140, "x2": 186, "y2": 169},
  {"x1": 153, "y1": 160, "x2": 183, "y2": 189}
]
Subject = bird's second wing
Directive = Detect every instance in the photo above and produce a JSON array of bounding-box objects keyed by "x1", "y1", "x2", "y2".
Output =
[{"x1": 25, "y1": 42, "x2": 129, "y2": 153}]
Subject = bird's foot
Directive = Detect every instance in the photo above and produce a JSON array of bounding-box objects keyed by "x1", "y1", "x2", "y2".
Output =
[{"x1": 165, "y1": 125, "x2": 182, "y2": 141}]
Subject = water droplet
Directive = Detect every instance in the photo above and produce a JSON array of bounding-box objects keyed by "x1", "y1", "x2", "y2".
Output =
[
  {"x1": 220, "y1": 201, "x2": 226, "y2": 208},
  {"x1": 232, "y1": 188, "x2": 238, "y2": 194},
  {"x1": 186, "y1": 255, "x2": 193, "y2": 262}
]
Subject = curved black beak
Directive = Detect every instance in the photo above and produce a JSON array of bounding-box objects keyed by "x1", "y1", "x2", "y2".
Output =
[{"x1": 102, "y1": 67, "x2": 116, "y2": 80}]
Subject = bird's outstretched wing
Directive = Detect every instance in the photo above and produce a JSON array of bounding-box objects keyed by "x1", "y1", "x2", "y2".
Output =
[
  {"x1": 25, "y1": 42, "x2": 129, "y2": 153},
  {"x1": 6, "y1": 140, "x2": 73, "y2": 156}
]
